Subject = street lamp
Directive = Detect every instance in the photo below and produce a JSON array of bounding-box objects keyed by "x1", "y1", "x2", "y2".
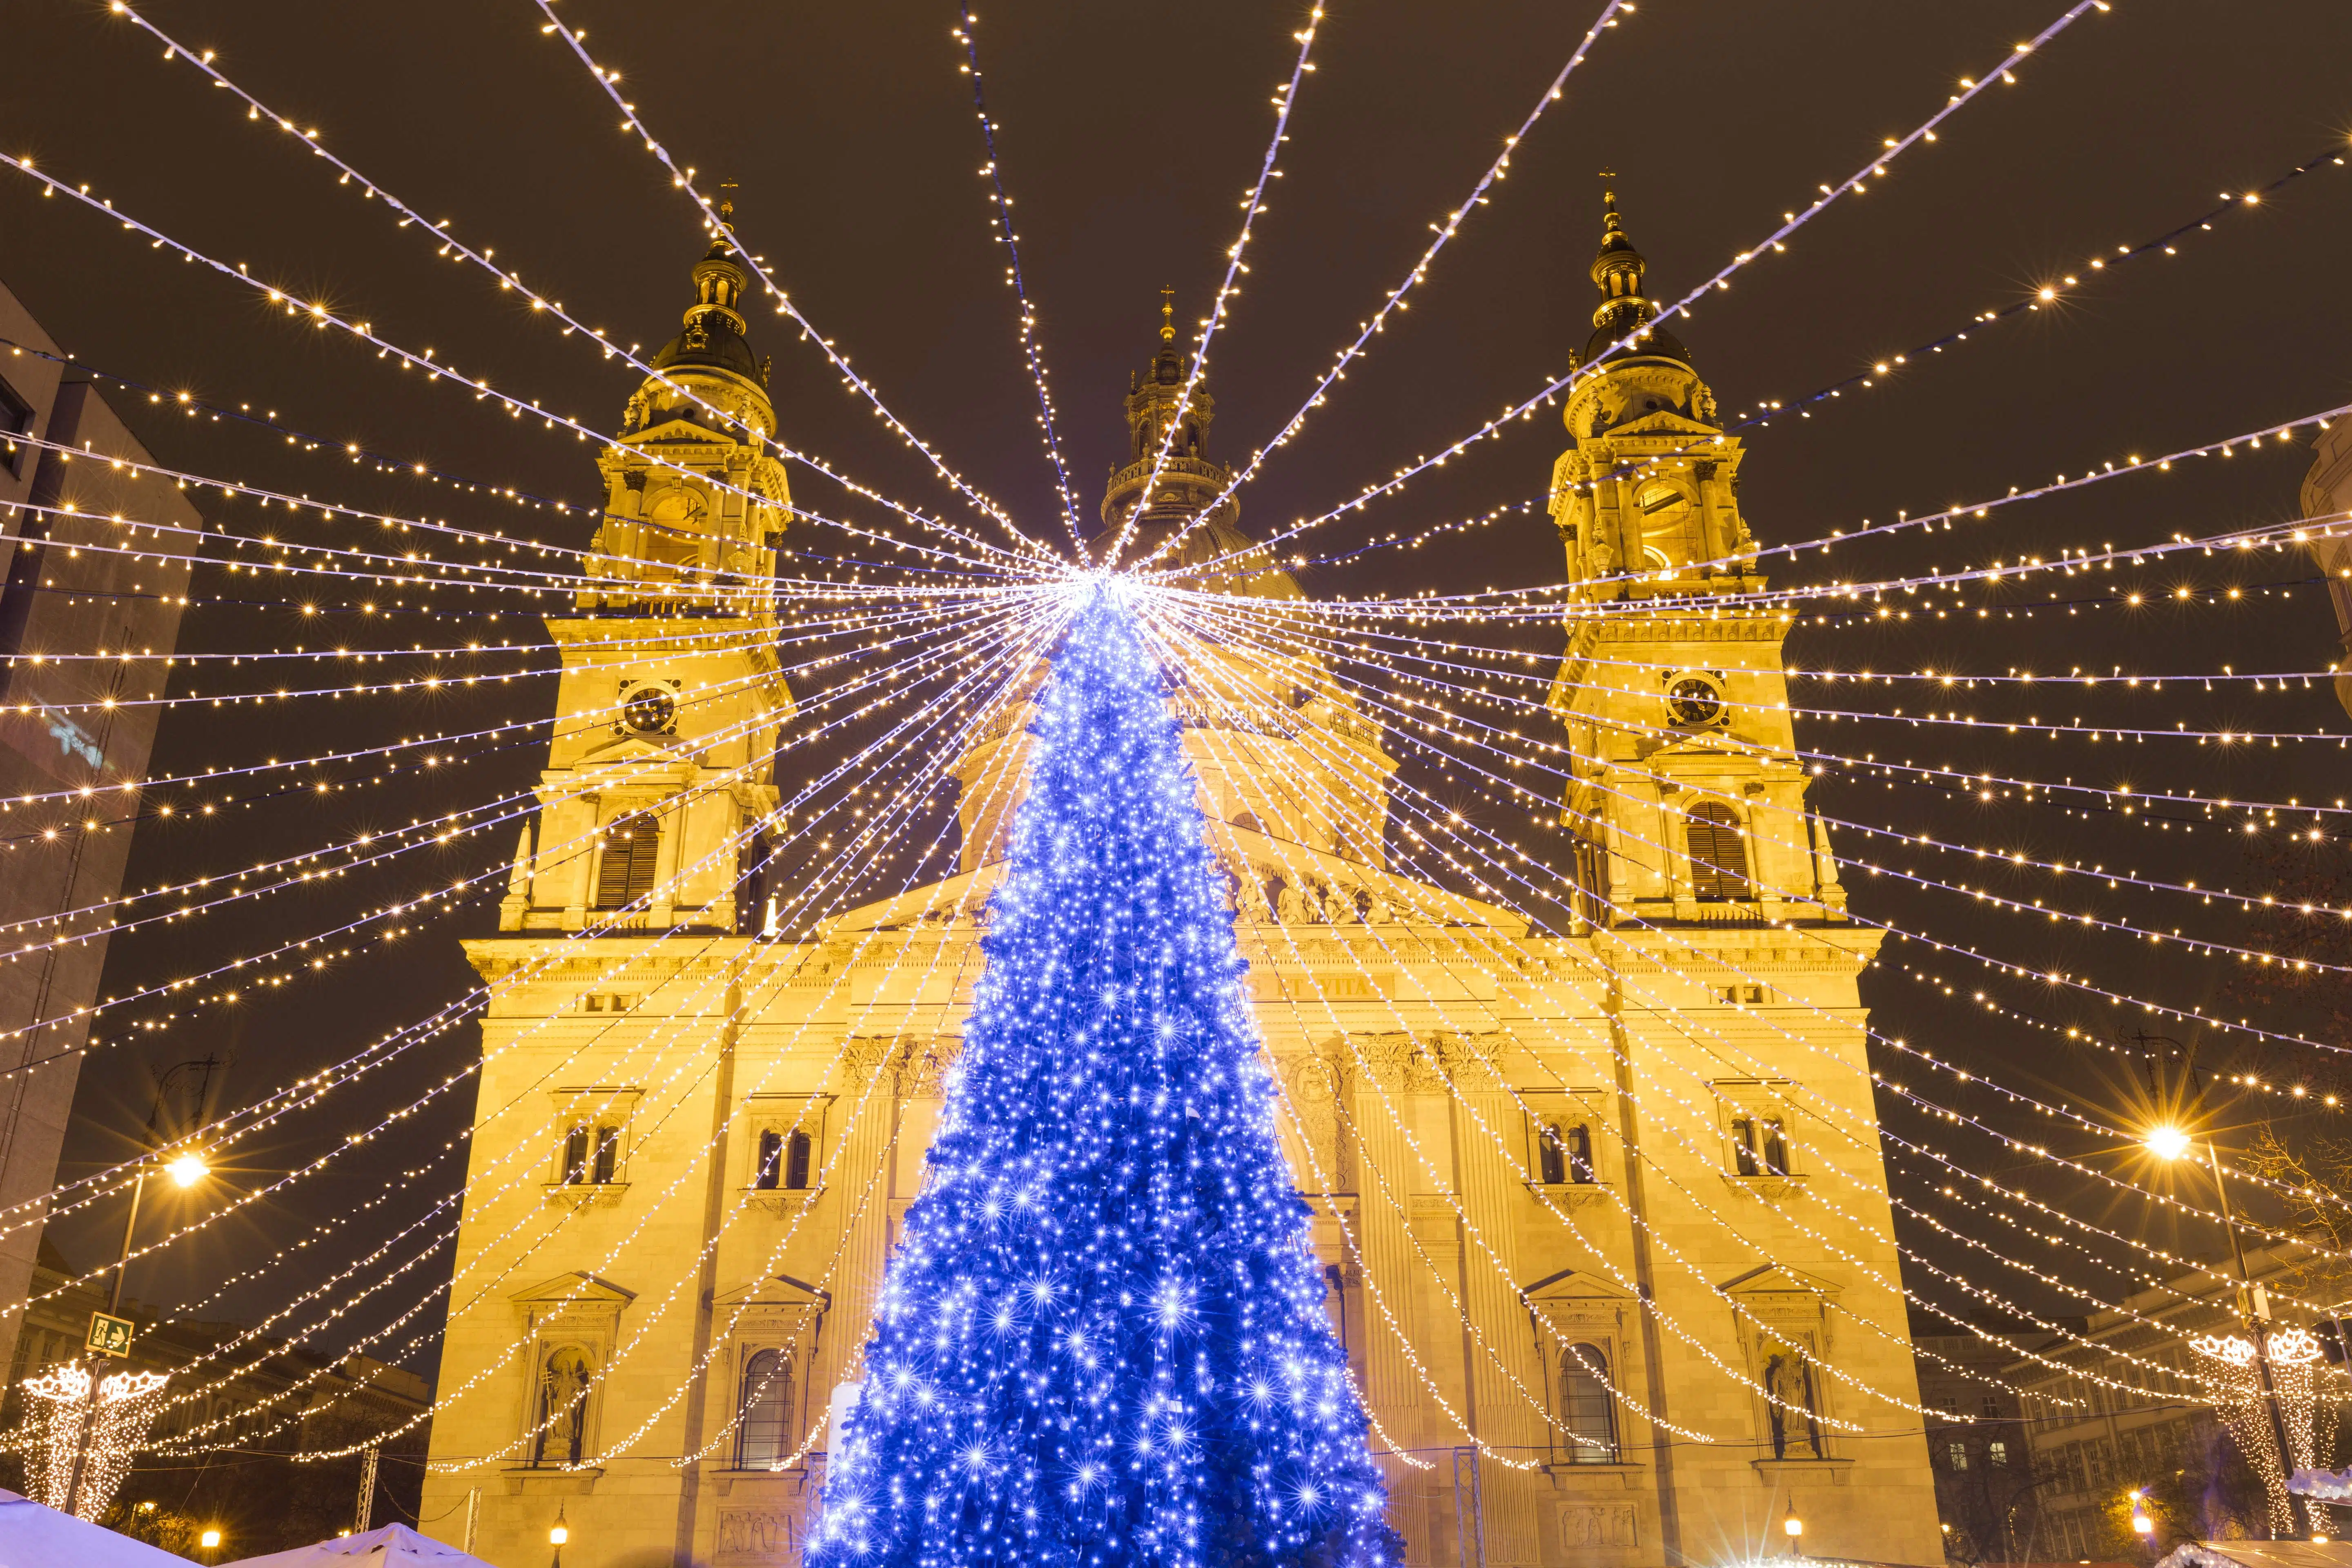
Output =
[
  {"x1": 550, "y1": 1506, "x2": 569, "y2": 1568},
  {"x1": 2144, "y1": 1125, "x2": 2306, "y2": 1539},
  {"x1": 58, "y1": 1057, "x2": 224, "y2": 1519},
  {"x1": 2130, "y1": 1488, "x2": 2154, "y2": 1539},
  {"x1": 1784, "y1": 1503, "x2": 1804, "y2": 1556},
  {"x1": 198, "y1": 1526, "x2": 223, "y2": 1563}
]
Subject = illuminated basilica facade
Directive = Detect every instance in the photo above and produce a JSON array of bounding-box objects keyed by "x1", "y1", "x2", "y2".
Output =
[{"x1": 420, "y1": 203, "x2": 1941, "y2": 1568}]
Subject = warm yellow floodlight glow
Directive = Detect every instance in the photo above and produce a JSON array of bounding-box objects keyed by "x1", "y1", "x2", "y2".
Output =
[
  {"x1": 167, "y1": 1153, "x2": 209, "y2": 1188},
  {"x1": 2145, "y1": 1125, "x2": 2193, "y2": 1161}
]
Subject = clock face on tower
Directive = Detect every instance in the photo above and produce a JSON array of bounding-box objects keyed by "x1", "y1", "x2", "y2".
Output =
[
  {"x1": 622, "y1": 683, "x2": 679, "y2": 737},
  {"x1": 1666, "y1": 675, "x2": 1726, "y2": 728}
]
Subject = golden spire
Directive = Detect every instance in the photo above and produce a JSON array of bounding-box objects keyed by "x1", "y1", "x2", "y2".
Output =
[{"x1": 1159, "y1": 285, "x2": 1176, "y2": 343}]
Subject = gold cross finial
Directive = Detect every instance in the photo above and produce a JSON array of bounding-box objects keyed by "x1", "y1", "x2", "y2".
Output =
[
  {"x1": 1159, "y1": 285, "x2": 1176, "y2": 343},
  {"x1": 718, "y1": 179, "x2": 739, "y2": 227}
]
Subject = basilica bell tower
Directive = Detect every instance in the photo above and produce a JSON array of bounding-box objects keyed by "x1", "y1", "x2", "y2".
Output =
[
  {"x1": 1546, "y1": 190, "x2": 1849, "y2": 931},
  {"x1": 498, "y1": 208, "x2": 794, "y2": 936}
]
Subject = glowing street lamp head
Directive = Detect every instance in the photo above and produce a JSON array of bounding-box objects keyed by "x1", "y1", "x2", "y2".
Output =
[
  {"x1": 550, "y1": 1513, "x2": 569, "y2": 1547},
  {"x1": 166, "y1": 1152, "x2": 209, "y2": 1188},
  {"x1": 200, "y1": 1528, "x2": 222, "y2": 1549},
  {"x1": 1784, "y1": 1506, "x2": 1804, "y2": 1539},
  {"x1": 2144, "y1": 1125, "x2": 2193, "y2": 1162}
]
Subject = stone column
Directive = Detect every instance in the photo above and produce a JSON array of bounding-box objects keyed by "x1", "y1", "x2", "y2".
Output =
[
  {"x1": 1445, "y1": 1035, "x2": 1543, "y2": 1568},
  {"x1": 811, "y1": 1038, "x2": 901, "y2": 1422},
  {"x1": 1349, "y1": 1037, "x2": 1430, "y2": 1559}
]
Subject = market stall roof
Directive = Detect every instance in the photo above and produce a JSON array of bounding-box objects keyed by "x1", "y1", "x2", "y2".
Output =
[
  {"x1": 2156, "y1": 1541, "x2": 2352, "y2": 1568},
  {"x1": 219, "y1": 1522, "x2": 499, "y2": 1568},
  {"x1": 0, "y1": 1488, "x2": 192, "y2": 1567}
]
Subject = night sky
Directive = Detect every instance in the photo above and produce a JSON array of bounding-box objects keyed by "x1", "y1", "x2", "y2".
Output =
[{"x1": 3, "y1": 0, "x2": 2352, "y2": 1372}]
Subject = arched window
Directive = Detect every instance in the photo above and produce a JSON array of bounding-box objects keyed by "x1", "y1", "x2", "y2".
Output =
[
  {"x1": 735, "y1": 1349, "x2": 793, "y2": 1469},
  {"x1": 1635, "y1": 483, "x2": 1696, "y2": 571},
  {"x1": 595, "y1": 817, "x2": 662, "y2": 909},
  {"x1": 535, "y1": 1347, "x2": 594, "y2": 1466},
  {"x1": 1559, "y1": 1342, "x2": 1618, "y2": 1463},
  {"x1": 754, "y1": 1129, "x2": 813, "y2": 1190},
  {"x1": 1537, "y1": 1123, "x2": 1568, "y2": 1186},
  {"x1": 1566, "y1": 1124, "x2": 1597, "y2": 1184},
  {"x1": 561, "y1": 1125, "x2": 590, "y2": 1184},
  {"x1": 590, "y1": 1125, "x2": 622, "y2": 1185},
  {"x1": 1685, "y1": 805, "x2": 1751, "y2": 900}
]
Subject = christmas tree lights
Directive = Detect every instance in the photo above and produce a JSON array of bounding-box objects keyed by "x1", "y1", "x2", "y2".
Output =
[{"x1": 807, "y1": 590, "x2": 1399, "y2": 1568}]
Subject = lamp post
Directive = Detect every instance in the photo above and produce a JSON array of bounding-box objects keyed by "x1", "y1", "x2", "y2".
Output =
[
  {"x1": 60, "y1": 1056, "x2": 220, "y2": 1519},
  {"x1": 550, "y1": 1506, "x2": 569, "y2": 1568},
  {"x1": 2145, "y1": 1125, "x2": 2305, "y2": 1538},
  {"x1": 1783, "y1": 1502, "x2": 1804, "y2": 1557}
]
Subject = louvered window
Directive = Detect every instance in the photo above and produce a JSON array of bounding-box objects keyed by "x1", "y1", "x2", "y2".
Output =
[
  {"x1": 595, "y1": 817, "x2": 662, "y2": 909},
  {"x1": 1685, "y1": 804, "x2": 1751, "y2": 899}
]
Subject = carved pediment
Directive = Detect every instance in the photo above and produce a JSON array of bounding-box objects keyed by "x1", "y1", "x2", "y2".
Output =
[
  {"x1": 1524, "y1": 1266, "x2": 1633, "y2": 1304},
  {"x1": 1719, "y1": 1261, "x2": 1840, "y2": 1298},
  {"x1": 1608, "y1": 408, "x2": 1720, "y2": 440},
  {"x1": 713, "y1": 1274, "x2": 831, "y2": 1311},
  {"x1": 627, "y1": 417, "x2": 737, "y2": 448},
  {"x1": 512, "y1": 1270, "x2": 637, "y2": 1307}
]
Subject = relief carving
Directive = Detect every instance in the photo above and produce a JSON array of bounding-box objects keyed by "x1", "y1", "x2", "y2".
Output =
[
  {"x1": 717, "y1": 1506, "x2": 800, "y2": 1561},
  {"x1": 1558, "y1": 1501, "x2": 1639, "y2": 1548},
  {"x1": 1349, "y1": 1033, "x2": 1448, "y2": 1093}
]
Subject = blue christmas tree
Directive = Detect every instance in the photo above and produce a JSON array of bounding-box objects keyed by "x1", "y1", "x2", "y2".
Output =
[{"x1": 806, "y1": 588, "x2": 1398, "y2": 1568}]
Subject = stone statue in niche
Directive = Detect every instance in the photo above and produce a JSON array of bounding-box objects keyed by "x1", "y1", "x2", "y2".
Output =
[
  {"x1": 1232, "y1": 868, "x2": 1272, "y2": 923},
  {"x1": 1276, "y1": 880, "x2": 1313, "y2": 925}
]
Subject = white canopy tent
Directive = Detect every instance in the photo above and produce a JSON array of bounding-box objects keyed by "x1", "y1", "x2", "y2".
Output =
[
  {"x1": 0, "y1": 1487, "x2": 192, "y2": 1568},
  {"x1": 220, "y1": 1523, "x2": 499, "y2": 1568},
  {"x1": 2155, "y1": 1541, "x2": 2352, "y2": 1568}
]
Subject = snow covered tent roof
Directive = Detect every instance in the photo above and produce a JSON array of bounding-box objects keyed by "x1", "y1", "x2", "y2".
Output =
[
  {"x1": 2155, "y1": 1541, "x2": 2352, "y2": 1568},
  {"x1": 218, "y1": 1521, "x2": 499, "y2": 1568},
  {"x1": 0, "y1": 1487, "x2": 191, "y2": 1567}
]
